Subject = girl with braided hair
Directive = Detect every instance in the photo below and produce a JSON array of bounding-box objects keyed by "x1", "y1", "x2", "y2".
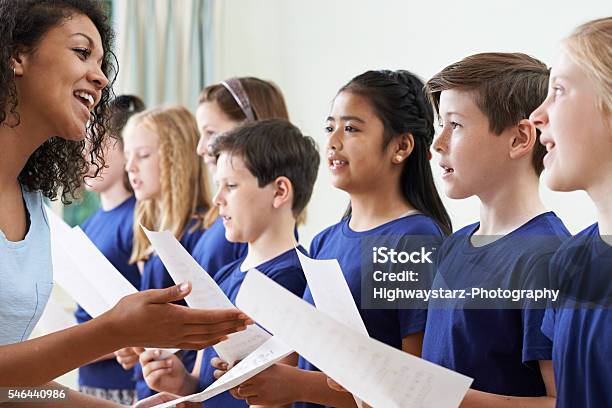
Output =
[{"x1": 219, "y1": 70, "x2": 451, "y2": 407}]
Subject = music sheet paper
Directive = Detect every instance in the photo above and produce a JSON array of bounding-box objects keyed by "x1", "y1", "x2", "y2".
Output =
[
  {"x1": 235, "y1": 270, "x2": 473, "y2": 408},
  {"x1": 142, "y1": 227, "x2": 270, "y2": 365}
]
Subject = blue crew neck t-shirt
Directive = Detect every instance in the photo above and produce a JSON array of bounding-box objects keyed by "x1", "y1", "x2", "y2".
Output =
[
  {"x1": 422, "y1": 212, "x2": 569, "y2": 397},
  {"x1": 198, "y1": 246, "x2": 307, "y2": 408},
  {"x1": 134, "y1": 217, "x2": 205, "y2": 400},
  {"x1": 541, "y1": 223, "x2": 612, "y2": 408},
  {"x1": 191, "y1": 217, "x2": 247, "y2": 278},
  {"x1": 75, "y1": 196, "x2": 141, "y2": 390},
  {"x1": 296, "y1": 214, "x2": 443, "y2": 408}
]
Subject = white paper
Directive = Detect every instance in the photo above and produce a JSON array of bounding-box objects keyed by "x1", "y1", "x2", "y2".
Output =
[
  {"x1": 69, "y1": 226, "x2": 139, "y2": 305},
  {"x1": 45, "y1": 208, "x2": 180, "y2": 355},
  {"x1": 236, "y1": 270, "x2": 473, "y2": 408},
  {"x1": 152, "y1": 336, "x2": 293, "y2": 408},
  {"x1": 296, "y1": 250, "x2": 367, "y2": 335},
  {"x1": 296, "y1": 250, "x2": 365, "y2": 407},
  {"x1": 142, "y1": 227, "x2": 271, "y2": 365},
  {"x1": 47, "y1": 207, "x2": 109, "y2": 318}
]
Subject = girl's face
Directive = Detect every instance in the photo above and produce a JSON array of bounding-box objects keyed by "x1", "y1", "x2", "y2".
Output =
[
  {"x1": 84, "y1": 138, "x2": 127, "y2": 193},
  {"x1": 324, "y1": 91, "x2": 399, "y2": 194},
  {"x1": 530, "y1": 48, "x2": 612, "y2": 193},
  {"x1": 123, "y1": 124, "x2": 162, "y2": 201},
  {"x1": 195, "y1": 101, "x2": 240, "y2": 173},
  {"x1": 213, "y1": 153, "x2": 277, "y2": 243},
  {"x1": 14, "y1": 14, "x2": 108, "y2": 141}
]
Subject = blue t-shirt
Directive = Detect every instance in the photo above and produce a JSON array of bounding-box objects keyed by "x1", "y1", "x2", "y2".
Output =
[
  {"x1": 198, "y1": 247, "x2": 307, "y2": 408},
  {"x1": 296, "y1": 214, "x2": 442, "y2": 408},
  {"x1": 541, "y1": 223, "x2": 612, "y2": 408},
  {"x1": 422, "y1": 212, "x2": 569, "y2": 397},
  {"x1": 135, "y1": 218, "x2": 205, "y2": 400},
  {"x1": 191, "y1": 217, "x2": 247, "y2": 278},
  {"x1": 75, "y1": 196, "x2": 141, "y2": 390}
]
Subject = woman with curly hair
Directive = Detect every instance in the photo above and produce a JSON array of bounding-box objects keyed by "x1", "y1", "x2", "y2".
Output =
[{"x1": 0, "y1": 0, "x2": 249, "y2": 403}]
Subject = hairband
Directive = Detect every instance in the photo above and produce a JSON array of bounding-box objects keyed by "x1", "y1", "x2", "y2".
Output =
[{"x1": 221, "y1": 78, "x2": 256, "y2": 122}]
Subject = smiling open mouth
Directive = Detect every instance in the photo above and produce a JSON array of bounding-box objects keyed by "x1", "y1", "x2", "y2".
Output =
[{"x1": 74, "y1": 91, "x2": 95, "y2": 110}]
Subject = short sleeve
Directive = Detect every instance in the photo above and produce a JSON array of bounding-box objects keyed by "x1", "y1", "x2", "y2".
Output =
[
  {"x1": 521, "y1": 307, "x2": 553, "y2": 363},
  {"x1": 399, "y1": 308, "x2": 427, "y2": 337}
]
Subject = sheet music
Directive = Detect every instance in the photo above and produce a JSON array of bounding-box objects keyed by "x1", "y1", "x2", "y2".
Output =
[
  {"x1": 152, "y1": 336, "x2": 293, "y2": 408},
  {"x1": 296, "y1": 250, "x2": 366, "y2": 407},
  {"x1": 235, "y1": 270, "x2": 473, "y2": 408},
  {"x1": 142, "y1": 227, "x2": 270, "y2": 365}
]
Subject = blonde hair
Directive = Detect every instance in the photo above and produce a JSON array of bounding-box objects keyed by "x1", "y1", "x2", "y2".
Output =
[
  {"x1": 125, "y1": 106, "x2": 212, "y2": 263},
  {"x1": 565, "y1": 17, "x2": 612, "y2": 118}
]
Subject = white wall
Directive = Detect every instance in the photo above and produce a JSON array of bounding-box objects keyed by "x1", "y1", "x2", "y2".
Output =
[{"x1": 213, "y1": 0, "x2": 610, "y2": 245}]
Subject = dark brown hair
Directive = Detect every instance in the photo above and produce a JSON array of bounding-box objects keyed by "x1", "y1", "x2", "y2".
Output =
[
  {"x1": 198, "y1": 77, "x2": 289, "y2": 122},
  {"x1": 426, "y1": 52, "x2": 549, "y2": 175},
  {"x1": 0, "y1": 0, "x2": 117, "y2": 203},
  {"x1": 212, "y1": 119, "x2": 319, "y2": 216}
]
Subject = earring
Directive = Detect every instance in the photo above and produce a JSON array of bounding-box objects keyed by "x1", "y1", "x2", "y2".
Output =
[
  {"x1": 12, "y1": 67, "x2": 16, "y2": 77},
  {"x1": 394, "y1": 154, "x2": 403, "y2": 163}
]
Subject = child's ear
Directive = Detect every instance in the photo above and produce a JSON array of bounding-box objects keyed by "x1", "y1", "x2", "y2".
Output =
[
  {"x1": 509, "y1": 119, "x2": 537, "y2": 160},
  {"x1": 392, "y1": 133, "x2": 415, "y2": 164},
  {"x1": 272, "y1": 176, "x2": 293, "y2": 209}
]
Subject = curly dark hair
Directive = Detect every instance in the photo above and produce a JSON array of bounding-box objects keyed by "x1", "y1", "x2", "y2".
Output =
[{"x1": 0, "y1": 0, "x2": 117, "y2": 203}]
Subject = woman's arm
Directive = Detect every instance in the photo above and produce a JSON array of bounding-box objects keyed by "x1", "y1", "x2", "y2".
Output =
[{"x1": 0, "y1": 283, "x2": 250, "y2": 386}]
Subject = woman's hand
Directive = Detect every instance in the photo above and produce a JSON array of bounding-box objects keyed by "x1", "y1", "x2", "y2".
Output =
[{"x1": 102, "y1": 282, "x2": 251, "y2": 349}]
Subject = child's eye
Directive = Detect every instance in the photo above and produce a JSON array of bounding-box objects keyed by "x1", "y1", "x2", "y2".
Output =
[
  {"x1": 450, "y1": 121, "x2": 461, "y2": 130},
  {"x1": 138, "y1": 153, "x2": 150, "y2": 159},
  {"x1": 324, "y1": 125, "x2": 334, "y2": 133},
  {"x1": 73, "y1": 47, "x2": 92, "y2": 60},
  {"x1": 226, "y1": 183, "x2": 237, "y2": 189},
  {"x1": 345, "y1": 125, "x2": 357, "y2": 132},
  {"x1": 552, "y1": 86, "x2": 564, "y2": 98}
]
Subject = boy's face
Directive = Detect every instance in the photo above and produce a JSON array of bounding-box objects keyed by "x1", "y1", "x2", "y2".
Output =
[
  {"x1": 433, "y1": 89, "x2": 512, "y2": 200},
  {"x1": 213, "y1": 152, "x2": 277, "y2": 243},
  {"x1": 530, "y1": 48, "x2": 612, "y2": 193}
]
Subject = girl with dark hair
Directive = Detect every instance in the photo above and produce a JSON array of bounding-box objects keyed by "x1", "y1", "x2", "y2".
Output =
[
  {"x1": 223, "y1": 70, "x2": 450, "y2": 407},
  {"x1": 0, "y1": 0, "x2": 249, "y2": 403}
]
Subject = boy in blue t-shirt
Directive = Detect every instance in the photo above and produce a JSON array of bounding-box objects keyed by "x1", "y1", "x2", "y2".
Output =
[
  {"x1": 138, "y1": 119, "x2": 319, "y2": 407},
  {"x1": 421, "y1": 53, "x2": 568, "y2": 406},
  {"x1": 529, "y1": 18, "x2": 612, "y2": 408}
]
